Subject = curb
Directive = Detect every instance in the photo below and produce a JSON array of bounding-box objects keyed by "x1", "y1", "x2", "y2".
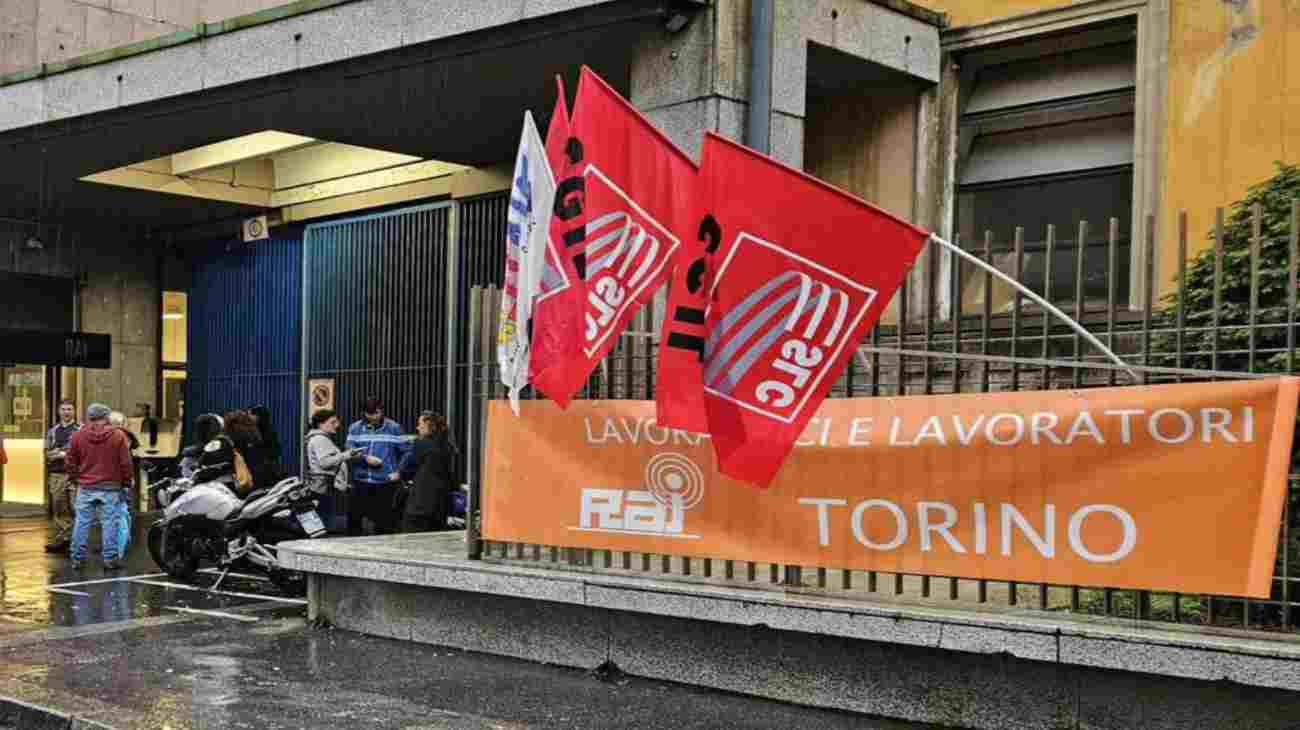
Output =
[{"x1": 0, "y1": 696, "x2": 116, "y2": 730}]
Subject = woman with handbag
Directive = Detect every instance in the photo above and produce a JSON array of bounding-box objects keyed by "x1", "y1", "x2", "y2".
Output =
[
  {"x1": 193, "y1": 410, "x2": 258, "y2": 495},
  {"x1": 305, "y1": 409, "x2": 375, "y2": 530}
]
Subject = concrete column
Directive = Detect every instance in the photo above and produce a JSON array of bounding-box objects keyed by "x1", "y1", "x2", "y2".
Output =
[
  {"x1": 79, "y1": 240, "x2": 159, "y2": 415},
  {"x1": 627, "y1": 0, "x2": 737, "y2": 162}
]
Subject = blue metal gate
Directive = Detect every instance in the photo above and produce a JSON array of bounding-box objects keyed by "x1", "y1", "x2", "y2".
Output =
[
  {"x1": 187, "y1": 234, "x2": 303, "y2": 473},
  {"x1": 303, "y1": 203, "x2": 452, "y2": 440}
]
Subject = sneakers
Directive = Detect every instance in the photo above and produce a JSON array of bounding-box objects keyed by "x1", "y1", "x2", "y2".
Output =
[
  {"x1": 44, "y1": 540, "x2": 70, "y2": 554},
  {"x1": 69, "y1": 559, "x2": 83, "y2": 570},
  {"x1": 102, "y1": 558, "x2": 124, "y2": 571}
]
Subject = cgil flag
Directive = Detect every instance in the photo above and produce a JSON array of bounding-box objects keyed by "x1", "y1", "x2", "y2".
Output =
[
  {"x1": 530, "y1": 76, "x2": 585, "y2": 400},
  {"x1": 498, "y1": 111, "x2": 558, "y2": 415},
  {"x1": 659, "y1": 133, "x2": 928, "y2": 486},
  {"x1": 530, "y1": 66, "x2": 699, "y2": 407}
]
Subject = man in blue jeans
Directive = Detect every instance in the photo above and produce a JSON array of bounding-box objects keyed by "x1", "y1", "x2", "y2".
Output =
[
  {"x1": 64, "y1": 403, "x2": 134, "y2": 570},
  {"x1": 345, "y1": 397, "x2": 410, "y2": 536}
]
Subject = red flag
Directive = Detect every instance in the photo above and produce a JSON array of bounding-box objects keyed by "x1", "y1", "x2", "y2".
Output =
[
  {"x1": 655, "y1": 194, "x2": 717, "y2": 433},
  {"x1": 696, "y1": 133, "x2": 928, "y2": 486},
  {"x1": 530, "y1": 76, "x2": 585, "y2": 400},
  {"x1": 531, "y1": 66, "x2": 698, "y2": 406}
]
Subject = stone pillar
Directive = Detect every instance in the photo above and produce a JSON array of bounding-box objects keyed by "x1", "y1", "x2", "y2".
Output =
[
  {"x1": 627, "y1": 0, "x2": 803, "y2": 169},
  {"x1": 79, "y1": 240, "x2": 159, "y2": 416},
  {"x1": 628, "y1": 0, "x2": 735, "y2": 161}
]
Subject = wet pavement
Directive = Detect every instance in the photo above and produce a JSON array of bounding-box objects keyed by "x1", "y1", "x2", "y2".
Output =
[{"x1": 0, "y1": 513, "x2": 933, "y2": 729}]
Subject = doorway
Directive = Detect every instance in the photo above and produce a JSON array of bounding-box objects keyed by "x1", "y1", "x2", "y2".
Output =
[{"x1": 0, "y1": 364, "x2": 49, "y2": 505}]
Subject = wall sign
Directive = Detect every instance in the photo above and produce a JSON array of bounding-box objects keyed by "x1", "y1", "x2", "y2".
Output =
[
  {"x1": 308, "y1": 378, "x2": 335, "y2": 416},
  {"x1": 0, "y1": 329, "x2": 111, "y2": 369}
]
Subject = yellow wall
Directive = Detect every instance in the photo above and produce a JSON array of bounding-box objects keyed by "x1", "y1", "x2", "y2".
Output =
[
  {"x1": 1162, "y1": 0, "x2": 1300, "y2": 282},
  {"x1": 911, "y1": 0, "x2": 1079, "y2": 28},
  {"x1": 916, "y1": 0, "x2": 1300, "y2": 289}
]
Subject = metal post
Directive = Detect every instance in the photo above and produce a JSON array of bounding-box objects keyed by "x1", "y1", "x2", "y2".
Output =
[
  {"x1": 1250, "y1": 204, "x2": 1262, "y2": 373},
  {"x1": 1072, "y1": 220, "x2": 1087, "y2": 389},
  {"x1": 1213, "y1": 209, "x2": 1225, "y2": 373},
  {"x1": 466, "y1": 286, "x2": 483, "y2": 560},
  {"x1": 1107, "y1": 218, "x2": 1119, "y2": 386},
  {"x1": 746, "y1": 0, "x2": 774, "y2": 154},
  {"x1": 445, "y1": 202, "x2": 460, "y2": 422},
  {"x1": 1010, "y1": 228, "x2": 1024, "y2": 390},
  {"x1": 1042, "y1": 224, "x2": 1055, "y2": 389}
]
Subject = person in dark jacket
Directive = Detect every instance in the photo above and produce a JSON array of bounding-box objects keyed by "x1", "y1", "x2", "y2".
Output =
[
  {"x1": 397, "y1": 412, "x2": 458, "y2": 533},
  {"x1": 226, "y1": 409, "x2": 269, "y2": 491},
  {"x1": 246, "y1": 405, "x2": 284, "y2": 488},
  {"x1": 108, "y1": 411, "x2": 140, "y2": 551},
  {"x1": 194, "y1": 410, "x2": 258, "y2": 495},
  {"x1": 180, "y1": 414, "x2": 223, "y2": 479}
]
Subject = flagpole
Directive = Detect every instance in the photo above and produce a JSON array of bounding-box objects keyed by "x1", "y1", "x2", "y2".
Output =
[{"x1": 928, "y1": 233, "x2": 1140, "y2": 383}]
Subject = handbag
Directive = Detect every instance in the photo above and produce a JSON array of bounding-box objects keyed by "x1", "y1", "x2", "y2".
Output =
[
  {"x1": 392, "y1": 480, "x2": 411, "y2": 514},
  {"x1": 233, "y1": 449, "x2": 254, "y2": 493}
]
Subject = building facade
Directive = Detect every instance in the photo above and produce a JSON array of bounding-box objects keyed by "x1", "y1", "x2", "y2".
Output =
[{"x1": 0, "y1": 0, "x2": 1295, "y2": 503}]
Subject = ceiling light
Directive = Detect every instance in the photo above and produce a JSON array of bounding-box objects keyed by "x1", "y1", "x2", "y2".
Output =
[{"x1": 163, "y1": 313, "x2": 185, "y2": 320}]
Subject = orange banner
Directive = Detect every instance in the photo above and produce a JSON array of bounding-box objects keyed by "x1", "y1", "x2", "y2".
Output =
[{"x1": 483, "y1": 379, "x2": 1298, "y2": 597}]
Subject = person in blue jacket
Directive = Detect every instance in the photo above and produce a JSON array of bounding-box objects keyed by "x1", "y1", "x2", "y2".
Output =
[{"x1": 344, "y1": 397, "x2": 411, "y2": 536}]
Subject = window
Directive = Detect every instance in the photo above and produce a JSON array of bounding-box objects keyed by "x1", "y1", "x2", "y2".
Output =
[
  {"x1": 158, "y1": 292, "x2": 188, "y2": 456},
  {"x1": 954, "y1": 24, "x2": 1137, "y2": 315},
  {"x1": 0, "y1": 364, "x2": 47, "y2": 504},
  {"x1": 162, "y1": 291, "x2": 187, "y2": 366},
  {"x1": 163, "y1": 369, "x2": 186, "y2": 423}
]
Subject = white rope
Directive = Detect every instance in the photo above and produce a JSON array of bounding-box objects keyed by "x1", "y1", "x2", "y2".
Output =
[{"x1": 929, "y1": 233, "x2": 1141, "y2": 383}]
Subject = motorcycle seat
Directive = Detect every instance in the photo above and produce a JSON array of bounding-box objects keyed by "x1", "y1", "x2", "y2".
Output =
[{"x1": 242, "y1": 488, "x2": 269, "y2": 504}]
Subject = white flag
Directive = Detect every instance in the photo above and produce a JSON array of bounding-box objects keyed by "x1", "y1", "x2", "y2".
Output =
[{"x1": 498, "y1": 111, "x2": 557, "y2": 415}]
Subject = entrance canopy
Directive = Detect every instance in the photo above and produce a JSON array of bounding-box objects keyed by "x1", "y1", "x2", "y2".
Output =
[{"x1": 0, "y1": 0, "x2": 696, "y2": 235}]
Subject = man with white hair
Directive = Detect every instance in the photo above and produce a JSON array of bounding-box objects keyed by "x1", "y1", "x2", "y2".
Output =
[
  {"x1": 108, "y1": 411, "x2": 140, "y2": 553},
  {"x1": 65, "y1": 404, "x2": 134, "y2": 570}
]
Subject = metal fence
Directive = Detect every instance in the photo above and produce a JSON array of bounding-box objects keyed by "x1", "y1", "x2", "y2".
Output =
[
  {"x1": 187, "y1": 233, "x2": 304, "y2": 471},
  {"x1": 466, "y1": 200, "x2": 1300, "y2": 634}
]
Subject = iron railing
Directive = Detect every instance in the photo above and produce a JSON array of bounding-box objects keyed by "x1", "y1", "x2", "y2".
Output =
[{"x1": 468, "y1": 201, "x2": 1300, "y2": 634}]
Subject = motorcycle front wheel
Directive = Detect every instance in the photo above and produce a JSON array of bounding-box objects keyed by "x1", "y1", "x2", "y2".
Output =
[{"x1": 147, "y1": 522, "x2": 200, "y2": 580}]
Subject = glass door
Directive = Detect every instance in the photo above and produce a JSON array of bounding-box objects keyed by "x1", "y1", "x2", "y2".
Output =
[{"x1": 0, "y1": 364, "x2": 48, "y2": 504}]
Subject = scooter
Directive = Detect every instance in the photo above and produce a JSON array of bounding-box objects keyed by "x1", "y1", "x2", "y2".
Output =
[{"x1": 146, "y1": 475, "x2": 326, "y2": 594}]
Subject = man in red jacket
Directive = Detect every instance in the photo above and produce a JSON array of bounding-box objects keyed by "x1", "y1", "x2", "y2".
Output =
[{"x1": 65, "y1": 403, "x2": 134, "y2": 570}]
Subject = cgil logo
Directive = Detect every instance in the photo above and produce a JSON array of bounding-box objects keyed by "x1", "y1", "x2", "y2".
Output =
[
  {"x1": 569, "y1": 452, "x2": 704, "y2": 539},
  {"x1": 705, "y1": 233, "x2": 877, "y2": 424}
]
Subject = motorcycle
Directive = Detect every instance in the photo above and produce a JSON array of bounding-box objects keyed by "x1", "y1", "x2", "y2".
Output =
[
  {"x1": 146, "y1": 475, "x2": 326, "y2": 594},
  {"x1": 149, "y1": 471, "x2": 193, "y2": 511}
]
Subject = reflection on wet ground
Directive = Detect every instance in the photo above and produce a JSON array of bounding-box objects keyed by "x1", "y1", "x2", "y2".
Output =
[
  {"x1": 0, "y1": 514, "x2": 930, "y2": 729},
  {"x1": 1, "y1": 517, "x2": 299, "y2": 631}
]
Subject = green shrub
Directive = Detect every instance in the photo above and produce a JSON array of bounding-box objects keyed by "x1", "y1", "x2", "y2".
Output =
[{"x1": 1150, "y1": 162, "x2": 1300, "y2": 372}]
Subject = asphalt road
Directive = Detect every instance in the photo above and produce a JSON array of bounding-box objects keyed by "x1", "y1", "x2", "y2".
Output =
[{"x1": 0, "y1": 514, "x2": 936, "y2": 729}]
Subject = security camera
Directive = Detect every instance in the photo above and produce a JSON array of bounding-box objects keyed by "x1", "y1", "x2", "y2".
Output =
[{"x1": 663, "y1": 12, "x2": 690, "y2": 33}]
